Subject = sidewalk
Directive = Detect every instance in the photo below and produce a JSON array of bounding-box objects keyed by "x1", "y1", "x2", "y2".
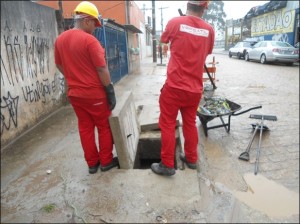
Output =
[
  {"x1": 1, "y1": 57, "x2": 202, "y2": 223},
  {"x1": 1, "y1": 55, "x2": 299, "y2": 223}
]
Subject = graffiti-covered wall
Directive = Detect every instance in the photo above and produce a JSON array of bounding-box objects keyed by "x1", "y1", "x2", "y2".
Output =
[{"x1": 1, "y1": 1, "x2": 65, "y2": 148}]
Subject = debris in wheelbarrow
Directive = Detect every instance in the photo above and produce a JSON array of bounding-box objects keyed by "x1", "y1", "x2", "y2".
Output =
[
  {"x1": 197, "y1": 97, "x2": 262, "y2": 136},
  {"x1": 199, "y1": 97, "x2": 231, "y2": 116}
]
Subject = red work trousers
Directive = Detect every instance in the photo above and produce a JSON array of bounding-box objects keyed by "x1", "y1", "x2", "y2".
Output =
[
  {"x1": 68, "y1": 96, "x2": 113, "y2": 167},
  {"x1": 159, "y1": 84, "x2": 202, "y2": 168}
]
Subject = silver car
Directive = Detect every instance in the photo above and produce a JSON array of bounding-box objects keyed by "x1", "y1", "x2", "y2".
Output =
[
  {"x1": 245, "y1": 41, "x2": 299, "y2": 65},
  {"x1": 229, "y1": 41, "x2": 256, "y2": 59}
]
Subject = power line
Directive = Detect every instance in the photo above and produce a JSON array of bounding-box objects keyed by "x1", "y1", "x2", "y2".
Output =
[
  {"x1": 102, "y1": 2, "x2": 125, "y2": 13},
  {"x1": 159, "y1": 6, "x2": 168, "y2": 33}
]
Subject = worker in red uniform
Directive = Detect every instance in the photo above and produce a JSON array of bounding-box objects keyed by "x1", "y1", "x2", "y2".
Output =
[
  {"x1": 54, "y1": 1, "x2": 119, "y2": 174},
  {"x1": 151, "y1": 0, "x2": 215, "y2": 176}
]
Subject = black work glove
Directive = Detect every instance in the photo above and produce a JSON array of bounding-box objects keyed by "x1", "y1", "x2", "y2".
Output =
[{"x1": 104, "y1": 83, "x2": 116, "y2": 111}]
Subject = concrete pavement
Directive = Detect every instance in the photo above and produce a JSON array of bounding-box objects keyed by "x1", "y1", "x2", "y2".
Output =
[{"x1": 1, "y1": 52, "x2": 299, "y2": 223}]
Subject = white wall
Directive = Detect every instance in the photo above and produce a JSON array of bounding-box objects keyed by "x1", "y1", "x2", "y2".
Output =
[{"x1": 139, "y1": 22, "x2": 153, "y2": 58}]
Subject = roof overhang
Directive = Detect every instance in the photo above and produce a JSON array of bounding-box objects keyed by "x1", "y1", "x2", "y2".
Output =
[{"x1": 124, "y1": 24, "x2": 143, "y2": 34}]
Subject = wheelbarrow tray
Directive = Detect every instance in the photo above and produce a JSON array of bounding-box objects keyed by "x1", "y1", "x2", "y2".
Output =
[
  {"x1": 197, "y1": 99, "x2": 262, "y2": 136},
  {"x1": 197, "y1": 99, "x2": 241, "y2": 117}
]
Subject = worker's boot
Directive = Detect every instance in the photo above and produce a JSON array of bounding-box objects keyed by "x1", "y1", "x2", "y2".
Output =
[
  {"x1": 100, "y1": 157, "x2": 119, "y2": 172},
  {"x1": 151, "y1": 162, "x2": 175, "y2": 176},
  {"x1": 179, "y1": 153, "x2": 197, "y2": 170}
]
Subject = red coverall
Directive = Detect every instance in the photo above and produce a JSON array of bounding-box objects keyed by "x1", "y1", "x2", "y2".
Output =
[
  {"x1": 160, "y1": 15, "x2": 215, "y2": 168},
  {"x1": 55, "y1": 29, "x2": 114, "y2": 167}
]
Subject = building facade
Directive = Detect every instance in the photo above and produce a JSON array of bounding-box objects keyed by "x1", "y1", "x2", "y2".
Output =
[
  {"x1": 36, "y1": 1, "x2": 149, "y2": 74},
  {"x1": 249, "y1": 1, "x2": 299, "y2": 45},
  {"x1": 225, "y1": 1, "x2": 300, "y2": 49}
]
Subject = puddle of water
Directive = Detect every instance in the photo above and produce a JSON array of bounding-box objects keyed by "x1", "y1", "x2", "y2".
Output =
[{"x1": 235, "y1": 173, "x2": 299, "y2": 218}]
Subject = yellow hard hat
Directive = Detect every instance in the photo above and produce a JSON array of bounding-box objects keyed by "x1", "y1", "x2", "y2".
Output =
[
  {"x1": 74, "y1": 1, "x2": 101, "y2": 27},
  {"x1": 188, "y1": 1, "x2": 210, "y2": 9}
]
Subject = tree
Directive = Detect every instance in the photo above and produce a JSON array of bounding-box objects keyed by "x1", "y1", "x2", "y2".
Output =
[{"x1": 202, "y1": 1, "x2": 226, "y2": 34}]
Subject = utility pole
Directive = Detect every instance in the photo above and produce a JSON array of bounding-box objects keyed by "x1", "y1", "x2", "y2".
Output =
[
  {"x1": 158, "y1": 6, "x2": 168, "y2": 66},
  {"x1": 240, "y1": 19, "x2": 243, "y2": 40},
  {"x1": 159, "y1": 6, "x2": 168, "y2": 35},
  {"x1": 57, "y1": 0, "x2": 65, "y2": 32},
  {"x1": 58, "y1": 0, "x2": 63, "y2": 14},
  {"x1": 142, "y1": 4, "x2": 152, "y2": 25},
  {"x1": 152, "y1": 0, "x2": 157, "y2": 63},
  {"x1": 231, "y1": 19, "x2": 234, "y2": 48}
]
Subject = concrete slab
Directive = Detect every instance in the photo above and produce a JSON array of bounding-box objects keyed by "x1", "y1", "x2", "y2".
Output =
[
  {"x1": 138, "y1": 104, "x2": 180, "y2": 132},
  {"x1": 109, "y1": 91, "x2": 140, "y2": 169},
  {"x1": 138, "y1": 105, "x2": 160, "y2": 132},
  {"x1": 1, "y1": 162, "x2": 200, "y2": 223},
  {"x1": 62, "y1": 169, "x2": 200, "y2": 223}
]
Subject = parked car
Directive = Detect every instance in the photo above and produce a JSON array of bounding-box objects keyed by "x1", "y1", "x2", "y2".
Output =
[
  {"x1": 229, "y1": 41, "x2": 257, "y2": 59},
  {"x1": 245, "y1": 41, "x2": 299, "y2": 65}
]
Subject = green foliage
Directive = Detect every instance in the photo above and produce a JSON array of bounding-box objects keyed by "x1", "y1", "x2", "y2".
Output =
[
  {"x1": 42, "y1": 204, "x2": 56, "y2": 213},
  {"x1": 202, "y1": 1, "x2": 226, "y2": 32}
]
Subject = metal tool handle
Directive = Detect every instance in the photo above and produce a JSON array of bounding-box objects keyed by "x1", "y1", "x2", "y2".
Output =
[
  {"x1": 254, "y1": 118, "x2": 264, "y2": 175},
  {"x1": 245, "y1": 124, "x2": 259, "y2": 153},
  {"x1": 178, "y1": 9, "x2": 185, "y2": 16},
  {"x1": 204, "y1": 64, "x2": 217, "y2": 89}
]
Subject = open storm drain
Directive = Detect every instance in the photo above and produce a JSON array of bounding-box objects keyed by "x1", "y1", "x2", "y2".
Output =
[
  {"x1": 134, "y1": 134, "x2": 161, "y2": 169},
  {"x1": 133, "y1": 132, "x2": 181, "y2": 169},
  {"x1": 110, "y1": 98, "x2": 182, "y2": 170}
]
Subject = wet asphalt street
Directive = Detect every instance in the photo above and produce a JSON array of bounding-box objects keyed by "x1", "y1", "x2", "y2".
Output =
[
  {"x1": 1, "y1": 50, "x2": 299, "y2": 223},
  {"x1": 196, "y1": 51, "x2": 299, "y2": 222}
]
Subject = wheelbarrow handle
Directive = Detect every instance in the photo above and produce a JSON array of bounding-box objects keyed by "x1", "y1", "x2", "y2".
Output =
[{"x1": 232, "y1": 105, "x2": 262, "y2": 116}]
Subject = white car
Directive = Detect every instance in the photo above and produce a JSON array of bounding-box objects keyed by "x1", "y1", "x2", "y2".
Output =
[
  {"x1": 229, "y1": 41, "x2": 257, "y2": 59},
  {"x1": 245, "y1": 41, "x2": 299, "y2": 65}
]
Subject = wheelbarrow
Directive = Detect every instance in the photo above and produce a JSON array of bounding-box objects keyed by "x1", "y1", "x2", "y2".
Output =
[{"x1": 197, "y1": 98, "x2": 262, "y2": 136}]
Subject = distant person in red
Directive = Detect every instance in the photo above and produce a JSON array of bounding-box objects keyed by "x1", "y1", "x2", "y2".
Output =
[
  {"x1": 162, "y1": 44, "x2": 168, "y2": 58},
  {"x1": 151, "y1": 0, "x2": 215, "y2": 176},
  {"x1": 54, "y1": 1, "x2": 119, "y2": 174},
  {"x1": 157, "y1": 44, "x2": 162, "y2": 58}
]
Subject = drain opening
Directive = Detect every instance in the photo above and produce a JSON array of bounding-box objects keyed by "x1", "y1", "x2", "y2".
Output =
[
  {"x1": 133, "y1": 132, "x2": 181, "y2": 169},
  {"x1": 134, "y1": 137, "x2": 161, "y2": 169},
  {"x1": 138, "y1": 159, "x2": 161, "y2": 169}
]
